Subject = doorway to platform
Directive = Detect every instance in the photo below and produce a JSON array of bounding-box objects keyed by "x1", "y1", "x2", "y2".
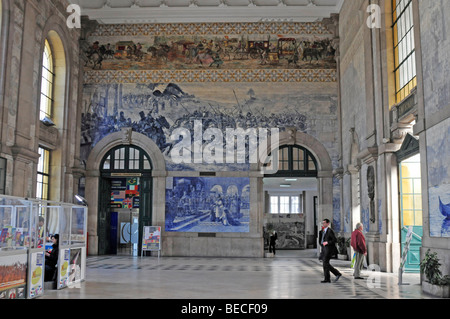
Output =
[
  {"x1": 398, "y1": 153, "x2": 423, "y2": 272},
  {"x1": 98, "y1": 145, "x2": 153, "y2": 256},
  {"x1": 397, "y1": 134, "x2": 423, "y2": 273},
  {"x1": 263, "y1": 145, "x2": 319, "y2": 254}
]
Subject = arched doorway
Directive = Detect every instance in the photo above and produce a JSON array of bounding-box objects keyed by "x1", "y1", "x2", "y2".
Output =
[
  {"x1": 98, "y1": 145, "x2": 152, "y2": 256},
  {"x1": 84, "y1": 130, "x2": 166, "y2": 256},
  {"x1": 396, "y1": 133, "x2": 422, "y2": 272},
  {"x1": 263, "y1": 144, "x2": 320, "y2": 252}
]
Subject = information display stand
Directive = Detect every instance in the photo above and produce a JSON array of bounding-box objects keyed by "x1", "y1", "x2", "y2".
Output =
[
  {"x1": 141, "y1": 226, "x2": 161, "y2": 258},
  {"x1": 0, "y1": 195, "x2": 87, "y2": 298}
]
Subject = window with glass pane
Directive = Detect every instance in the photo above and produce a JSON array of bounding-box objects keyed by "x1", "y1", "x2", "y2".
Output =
[
  {"x1": 278, "y1": 147, "x2": 289, "y2": 171},
  {"x1": 399, "y1": 154, "x2": 422, "y2": 227},
  {"x1": 271, "y1": 145, "x2": 318, "y2": 177},
  {"x1": 40, "y1": 40, "x2": 54, "y2": 120},
  {"x1": 37, "y1": 147, "x2": 50, "y2": 200},
  {"x1": 291, "y1": 196, "x2": 300, "y2": 214},
  {"x1": 0, "y1": 158, "x2": 6, "y2": 195},
  {"x1": 270, "y1": 195, "x2": 302, "y2": 214},
  {"x1": 101, "y1": 146, "x2": 152, "y2": 172},
  {"x1": 129, "y1": 148, "x2": 140, "y2": 170},
  {"x1": 103, "y1": 155, "x2": 111, "y2": 170},
  {"x1": 279, "y1": 196, "x2": 290, "y2": 214},
  {"x1": 270, "y1": 196, "x2": 278, "y2": 214},
  {"x1": 393, "y1": 0, "x2": 416, "y2": 103}
]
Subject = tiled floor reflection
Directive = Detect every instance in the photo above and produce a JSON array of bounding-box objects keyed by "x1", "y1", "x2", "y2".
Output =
[{"x1": 40, "y1": 250, "x2": 429, "y2": 299}]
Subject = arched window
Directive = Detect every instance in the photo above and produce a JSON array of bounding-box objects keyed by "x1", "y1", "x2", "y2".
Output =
[
  {"x1": 36, "y1": 31, "x2": 66, "y2": 201},
  {"x1": 101, "y1": 146, "x2": 152, "y2": 173},
  {"x1": 265, "y1": 145, "x2": 318, "y2": 177},
  {"x1": 40, "y1": 39, "x2": 54, "y2": 121}
]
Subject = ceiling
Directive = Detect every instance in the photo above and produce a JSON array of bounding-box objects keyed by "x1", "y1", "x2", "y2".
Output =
[
  {"x1": 69, "y1": 0, "x2": 344, "y2": 24},
  {"x1": 263, "y1": 177, "x2": 318, "y2": 193}
]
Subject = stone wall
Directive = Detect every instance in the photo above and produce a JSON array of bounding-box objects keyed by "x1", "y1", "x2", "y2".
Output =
[
  {"x1": 339, "y1": 0, "x2": 450, "y2": 274},
  {"x1": 416, "y1": 0, "x2": 450, "y2": 276},
  {"x1": 0, "y1": 0, "x2": 82, "y2": 202}
]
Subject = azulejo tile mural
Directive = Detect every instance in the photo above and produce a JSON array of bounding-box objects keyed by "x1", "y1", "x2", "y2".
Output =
[
  {"x1": 81, "y1": 22, "x2": 341, "y2": 234},
  {"x1": 80, "y1": 82, "x2": 337, "y2": 172},
  {"x1": 165, "y1": 177, "x2": 250, "y2": 233},
  {"x1": 427, "y1": 118, "x2": 450, "y2": 238}
]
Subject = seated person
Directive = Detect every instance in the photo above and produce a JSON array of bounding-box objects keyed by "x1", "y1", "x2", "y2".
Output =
[{"x1": 44, "y1": 234, "x2": 59, "y2": 282}]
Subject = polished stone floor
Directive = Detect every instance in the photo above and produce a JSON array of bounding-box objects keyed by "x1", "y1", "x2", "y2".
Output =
[{"x1": 39, "y1": 249, "x2": 431, "y2": 300}]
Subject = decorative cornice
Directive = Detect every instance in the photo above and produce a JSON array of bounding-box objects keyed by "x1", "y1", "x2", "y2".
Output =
[{"x1": 71, "y1": 1, "x2": 344, "y2": 24}]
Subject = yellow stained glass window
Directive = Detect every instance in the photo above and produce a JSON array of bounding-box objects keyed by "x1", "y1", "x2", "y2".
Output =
[
  {"x1": 399, "y1": 154, "x2": 422, "y2": 227},
  {"x1": 392, "y1": 0, "x2": 416, "y2": 103}
]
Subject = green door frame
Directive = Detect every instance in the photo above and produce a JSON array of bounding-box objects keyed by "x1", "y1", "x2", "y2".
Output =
[
  {"x1": 397, "y1": 135, "x2": 422, "y2": 273},
  {"x1": 98, "y1": 145, "x2": 153, "y2": 256}
]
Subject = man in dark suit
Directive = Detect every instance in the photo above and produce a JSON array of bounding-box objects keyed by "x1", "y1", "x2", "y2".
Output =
[{"x1": 320, "y1": 219, "x2": 342, "y2": 283}]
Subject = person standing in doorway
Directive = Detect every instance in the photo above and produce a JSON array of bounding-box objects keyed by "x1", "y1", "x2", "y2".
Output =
[
  {"x1": 320, "y1": 219, "x2": 342, "y2": 283},
  {"x1": 269, "y1": 231, "x2": 277, "y2": 256},
  {"x1": 351, "y1": 223, "x2": 367, "y2": 279}
]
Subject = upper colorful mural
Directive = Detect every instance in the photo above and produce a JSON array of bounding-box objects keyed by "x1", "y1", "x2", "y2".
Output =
[{"x1": 83, "y1": 22, "x2": 337, "y2": 72}]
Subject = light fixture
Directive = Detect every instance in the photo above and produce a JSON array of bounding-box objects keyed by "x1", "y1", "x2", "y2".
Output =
[
  {"x1": 75, "y1": 195, "x2": 88, "y2": 206},
  {"x1": 285, "y1": 178, "x2": 298, "y2": 182},
  {"x1": 280, "y1": 184, "x2": 291, "y2": 188},
  {"x1": 41, "y1": 116, "x2": 55, "y2": 127}
]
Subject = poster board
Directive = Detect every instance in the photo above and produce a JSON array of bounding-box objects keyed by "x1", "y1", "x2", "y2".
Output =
[
  {"x1": 28, "y1": 251, "x2": 44, "y2": 299},
  {"x1": 141, "y1": 226, "x2": 161, "y2": 257},
  {"x1": 58, "y1": 248, "x2": 70, "y2": 289},
  {"x1": 0, "y1": 253, "x2": 27, "y2": 299}
]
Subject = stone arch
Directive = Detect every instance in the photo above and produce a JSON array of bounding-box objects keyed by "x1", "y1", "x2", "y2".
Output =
[
  {"x1": 259, "y1": 129, "x2": 334, "y2": 225},
  {"x1": 258, "y1": 130, "x2": 333, "y2": 174},
  {"x1": 39, "y1": 15, "x2": 75, "y2": 130},
  {"x1": 86, "y1": 130, "x2": 166, "y2": 174},
  {"x1": 84, "y1": 130, "x2": 167, "y2": 255}
]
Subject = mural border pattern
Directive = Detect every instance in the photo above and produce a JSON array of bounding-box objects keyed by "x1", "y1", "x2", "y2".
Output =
[
  {"x1": 90, "y1": 22, "x2": 333, "y2": 37},
  {"x1": 84, "y1": 69, "x2": 337, "y2": 84}
]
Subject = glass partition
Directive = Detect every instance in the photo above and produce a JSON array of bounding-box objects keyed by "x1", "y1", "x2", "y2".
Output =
[
  {"x1": 60, "y1": 206, "x2": 71, "y2": 246},
  {"x1": 0, "y1": 197, "x2": 31, "y2": 251},
  {"x1": 45, "y1": 206, "x2": 60, "y2": 250},
  {"x1": 71, "y1": 207, "x2": 86, "y2": 245}
]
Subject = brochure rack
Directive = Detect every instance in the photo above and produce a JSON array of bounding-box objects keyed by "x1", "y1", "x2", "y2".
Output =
[{"x1": 0, "y1": 195, "x2": 87, "y2": 299}]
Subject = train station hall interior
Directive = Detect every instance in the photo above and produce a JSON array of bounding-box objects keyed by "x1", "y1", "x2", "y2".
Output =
[{"x1": 0, "y1": 0, "x2": 450, "y2": 302}]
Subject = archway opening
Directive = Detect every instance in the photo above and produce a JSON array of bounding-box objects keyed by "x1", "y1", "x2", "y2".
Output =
[
  {"x1": 397, "y1": 134, "x2": 422, "y2": 273},
  {"x1": 97, "y1": 145, "x2": 153, "y2": 256},
  {"x1": 263, "y1": 145, "x2": 319, "y2": 255}
]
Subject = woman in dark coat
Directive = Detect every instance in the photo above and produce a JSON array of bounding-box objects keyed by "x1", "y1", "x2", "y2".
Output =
[{"x1": 45, "y1": 234, "x2": 59, "y2": 281}]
